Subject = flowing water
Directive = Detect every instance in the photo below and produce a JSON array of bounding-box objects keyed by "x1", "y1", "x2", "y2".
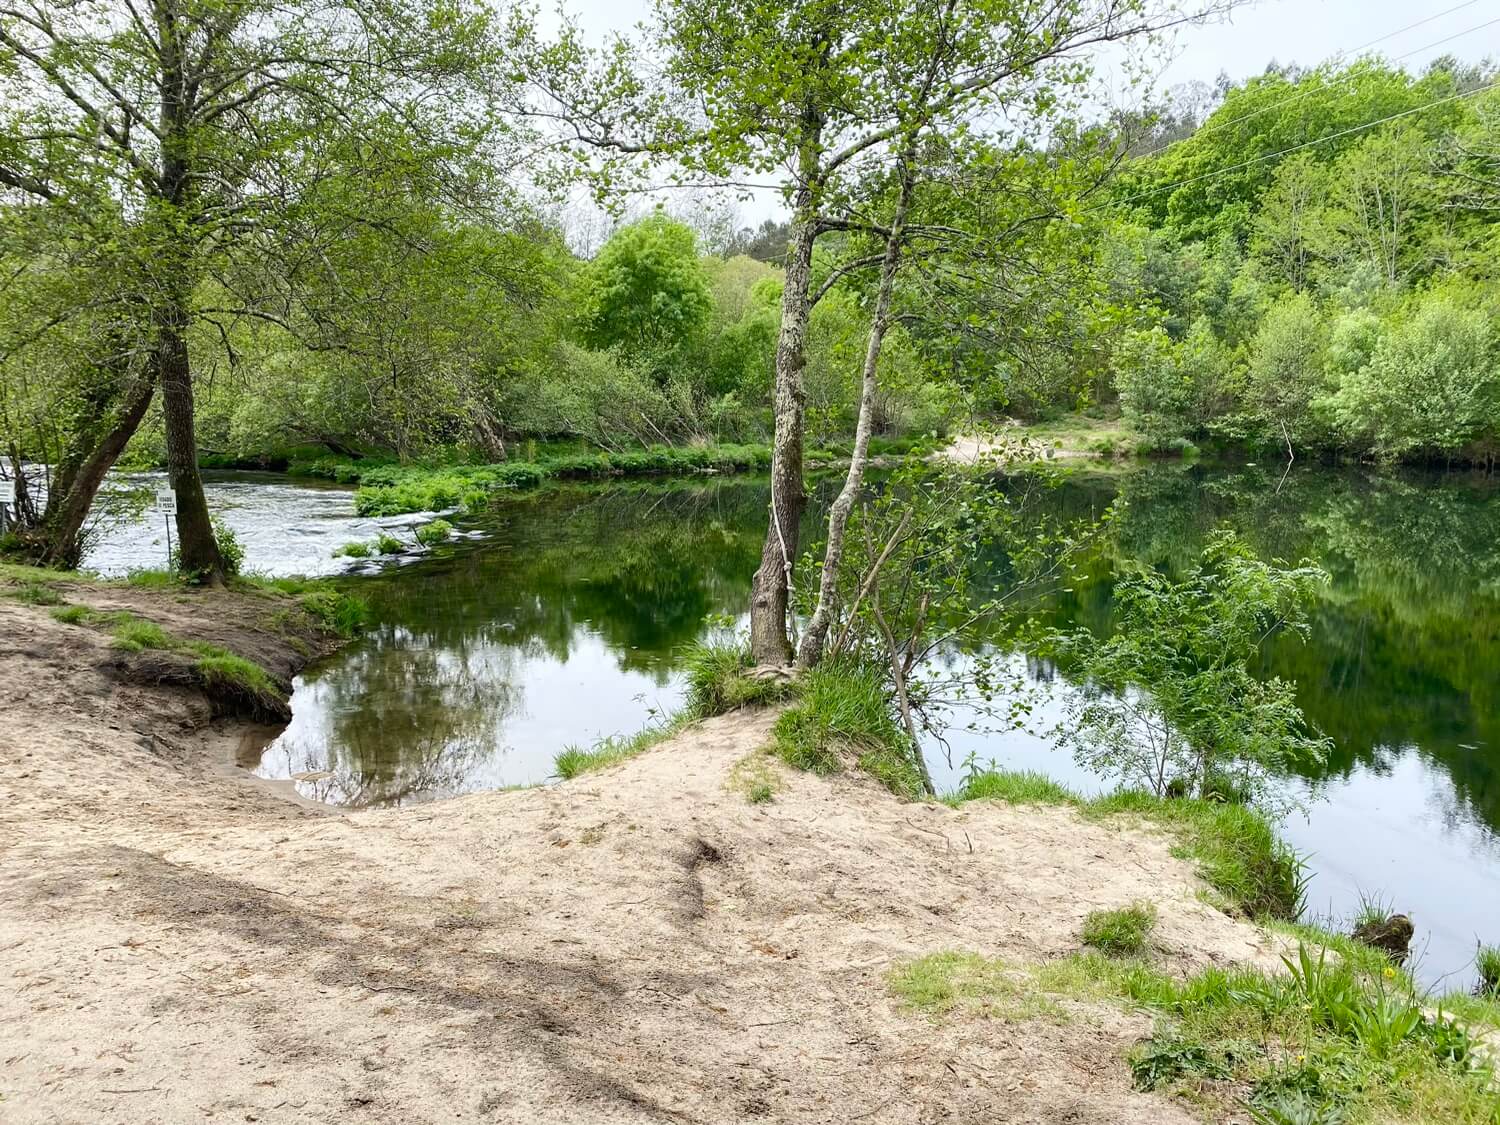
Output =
[{"x1": 84, "y1": 463, "x2": 1500, "y2": 989}]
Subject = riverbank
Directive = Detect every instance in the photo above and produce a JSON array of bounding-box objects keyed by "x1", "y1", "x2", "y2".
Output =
[
  {"x1": 2, "y1": 572, "x2": 1309, "y2": 1125},
  {"x1": 274, "y1": 436, "x2": 938, "y2": 517}
]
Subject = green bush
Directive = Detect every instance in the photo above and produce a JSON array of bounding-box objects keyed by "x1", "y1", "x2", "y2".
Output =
[
  {"x1": 333, "y1": 540, "x2": 372, "y2": 559},
  {"x1": 1082, "y1": 903, "x2": 1157, "y2": 957},
  {"x1": 374, "y1": 533, "x2": 403, "y2": 554},
  {"x1": 415, "y1": 519, "x2": 453, "y2": 546}
]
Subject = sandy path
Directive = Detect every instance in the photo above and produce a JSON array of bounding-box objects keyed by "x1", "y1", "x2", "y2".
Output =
[{"x1": 0, "y1": 593, "x2": 1277, "y2": 1124}]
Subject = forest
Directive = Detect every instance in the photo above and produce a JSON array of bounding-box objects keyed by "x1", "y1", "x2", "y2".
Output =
[{"x1": 5, "y1": 0, "x2": 1500, "y2": 586}]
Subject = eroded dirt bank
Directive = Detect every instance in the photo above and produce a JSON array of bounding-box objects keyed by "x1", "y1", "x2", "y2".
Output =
[{"x1": 0, "y1": 584, "x2": 1280, "y2": 1124}]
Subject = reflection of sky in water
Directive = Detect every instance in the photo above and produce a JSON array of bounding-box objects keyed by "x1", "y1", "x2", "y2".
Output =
[
  {"x1": 1281, "y1": 753, "x2": 1500, "y2": 993},
  {"x1": 83, "y1": 471, "x2": 401, "y2": 577},
  {"x1": 256, "y1": 627, "x2": 687, "y2": 803}
]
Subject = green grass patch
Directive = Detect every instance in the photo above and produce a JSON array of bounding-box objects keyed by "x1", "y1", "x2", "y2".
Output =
[
  {"x1": 7, "y1": 581, "x2": 64, "y2": 605},
  {"x1": 374, "y1": 532, "x2": 403, "y2": 554},
  {"x1": 949, "y1": 768, "x2": 1080, "y2": 806},
  {"x1": 892, "y1": 944, "x2": 1499, "y2": 1123},
  {"x1": 190, "y1": 646, "x2": 279, "y2": 700},
  {"x1": 1082, "y1": 903, "x2": 1157, "y2": 957},
  {"x1": 111, "y1": 615, "x2": 175, "y2": 652},
  {"x1": 554, "y1": 720, "x2": 684, "y2": 781},
  {"x1": 953, "y1": 769, "x2": 1308, "y2": 921},
  {"x1": 1478, "y1": 944, "x2": 1500, "y2": 998},
  {"x1": 889, "y1": 952, "x2": 1067, "y2": 1022},
  {"x1": 49, "y1": 604, "x2": 92, "y2": 624},
  {"x1": 681, "y1": 641, "x2": 795, "y2": 717},
  {"x1": 770, "y1": 661, "x2": 926, "y2": 798},
  {"x1": 726, "y1": 750, "x2": 783, "y2": 805},
  {"x1": 333, "y1": 540, "x2": 372, "y2": 559}
]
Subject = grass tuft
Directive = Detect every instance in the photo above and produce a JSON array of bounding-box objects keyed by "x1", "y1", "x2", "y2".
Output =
[
  {"x1": 1082, "y1": 902, "x2": 1157, "y2": 957},
  {"x1": 8, "y1": 581, "x2": 64, "y2": 605},
  {"x1": 1478, "y1": 944, "x2": 1500, "y2": 998},
  {"x1": 111, "y1": 616, "x2": 174, "y2": 652},
  {"x1": 952, "y1": 768, "x2": 1081, "y2": 806},
  {"x1": 374, "y1": 532, "x2": 403, "y2": 555},
  {"x1": 333, "y1": 540, "x2": 372, "y2": 559},
  {"x1": 681, "y1": 641, "x2": 794, "y2": 717},
  {"x1": 415, "y1": 518, "x2": 453, "y2": 546},
  {"x1": 771, "y1": 661, "x2": 925, "y2": 797},
  {"x1": 50, "y1": 604, "x2": 92, "y2": 624},
  {"x1": 892, "y1": 943, "x2": 1498, "y2": 1121},
  {"x1": 555, "y1": 721, "x2": 681, "y2": 780}
]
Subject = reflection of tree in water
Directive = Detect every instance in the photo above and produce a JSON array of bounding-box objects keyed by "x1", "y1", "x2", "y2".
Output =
[
  {"x1": 276, "y1": 628, "x2": 524, "y2": 807},
  {"x1": 358, "y1": 478, "x2": 774, "y2": 676},
  {"x1": 273, "y1": 478, "x2": 784, "y2": 805},
  {"x1": 1041, "y1": 464, "x2": 1500, "y2": 836}
]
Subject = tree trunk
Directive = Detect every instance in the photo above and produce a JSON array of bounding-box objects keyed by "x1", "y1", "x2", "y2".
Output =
[
  {"x1": 153, "y1": 4, "x2": 221, "y2": 584},
  {"x1": 40, "y1": 373, "x2": 157, "y2": 568},
  {"x1": 797, "y1": 156, "x2": 915, "y2": 668},
  {"x1": 157, "y1": 299, "x2": 223, "y2": 582},
  {"x1": 749, "y1": 203, "x2": 818, "y2": 664}
]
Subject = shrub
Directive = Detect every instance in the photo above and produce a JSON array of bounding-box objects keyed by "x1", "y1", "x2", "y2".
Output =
[
  {"x1": 374, "y1": 533, "x2": 403, "y2": 554},
  {"x1": 213, "y1": 517, "x2": 245, "y2": 576},
  {"x1": 1082, "y1": 903, "x2": 1157, "y2": 957},
  {"x1": 415, "y1": 519, "x2": 453, "y2": 546},
  {"x1": 333, "y1": 540, "x2": 372, "y2": 559}
]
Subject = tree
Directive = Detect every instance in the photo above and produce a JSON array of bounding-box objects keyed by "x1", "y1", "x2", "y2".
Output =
[
  {"x1": 1243, "y1": 292, "x2": 1328, "y2": 450},
  {"x1": 1327, "y1": 295, "x2": 1498, "y2": 460},
  {"x1": 579, "y1": 215, "x2": 713, "y2": 365},
  {"x1": 1, "y1": 0, "x2": 506, "y2": 579},
  {"x1": 1252, "y1": 153, "x2": 1327, "y2": 291},
  {"x1": 1055, "y1": 531, "x2": 1331, "y2": 805},
  {"x1": 523, "y1": 0, "x2": 1213, "y2": 663},
  {"x1": 1323, "y1": 124, "x2": 1435, "y2": 286}
]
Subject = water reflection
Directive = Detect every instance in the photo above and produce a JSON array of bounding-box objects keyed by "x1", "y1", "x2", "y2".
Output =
[{"x1": 238, "y1": 463, "x2": 1500, "y2": 988}]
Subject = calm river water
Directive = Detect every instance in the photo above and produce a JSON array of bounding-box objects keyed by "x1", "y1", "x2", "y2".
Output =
[{"x1": 85, "y1": 462, "x2": 1500, "y2": 989}]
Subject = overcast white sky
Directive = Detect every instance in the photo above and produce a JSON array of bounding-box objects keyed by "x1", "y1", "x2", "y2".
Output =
[{"x1": 544, "y1": 0, "x2": 1500, "y2": 230}]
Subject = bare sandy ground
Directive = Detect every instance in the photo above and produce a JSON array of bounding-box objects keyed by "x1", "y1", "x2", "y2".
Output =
[{"x1": 0, "y1": 588, "x2": 1281, "y2": 1124}]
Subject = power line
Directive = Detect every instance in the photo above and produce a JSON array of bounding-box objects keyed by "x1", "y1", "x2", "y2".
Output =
[
  {"x1": 1137, "y1": 0, "x2": 1497, "y2": 161},
  {"x1": 1103, "y1": 78, "x2": 1500, "y2": 211}
]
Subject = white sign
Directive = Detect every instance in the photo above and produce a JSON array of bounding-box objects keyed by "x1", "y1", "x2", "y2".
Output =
[
  {"x1": 154, "y1": 487, "x2": 177, "y2": 516},
  {"x1": 0, "y1": 478, "x2": 13, "y2": 506}
]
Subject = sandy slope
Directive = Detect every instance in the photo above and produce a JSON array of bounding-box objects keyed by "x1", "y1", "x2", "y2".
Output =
[{"x1": 0, "y1": 592, "x2": 1279, "y2": 1124}]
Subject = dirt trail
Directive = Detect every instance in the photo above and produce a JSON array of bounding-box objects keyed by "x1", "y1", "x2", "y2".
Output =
[{"x1": 0, "y1": 589, "x2": 1279, "y2": 1124}]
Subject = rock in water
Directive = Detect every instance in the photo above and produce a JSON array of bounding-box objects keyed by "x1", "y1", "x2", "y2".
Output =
[{"x1": 1351, "y1": 913, "x2": 1415, "y2": 963}]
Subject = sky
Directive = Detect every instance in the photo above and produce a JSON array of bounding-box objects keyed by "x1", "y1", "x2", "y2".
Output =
[{"x1": 543, "y1": 0, "x2": 1500, "y2": 230}]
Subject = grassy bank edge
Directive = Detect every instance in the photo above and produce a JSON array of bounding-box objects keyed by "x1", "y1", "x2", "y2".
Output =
[{"x1": 2, "y1": 562, "x2": 367, "y2": 719}]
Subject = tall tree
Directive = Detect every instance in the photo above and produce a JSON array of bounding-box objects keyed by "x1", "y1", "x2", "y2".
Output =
[{"x1": 1, "y1": 0, "x2": 506, "y2": 578}]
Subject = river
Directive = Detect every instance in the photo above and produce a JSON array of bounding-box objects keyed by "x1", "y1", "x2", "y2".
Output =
[{"x1": 82, "y1": 461, "x2": 1500, "y2": 990}]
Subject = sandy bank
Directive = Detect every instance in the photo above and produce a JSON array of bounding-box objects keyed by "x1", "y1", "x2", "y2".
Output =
[{"x1": 0, "y1": 581, "x2": 1281, "y2": 1124}]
